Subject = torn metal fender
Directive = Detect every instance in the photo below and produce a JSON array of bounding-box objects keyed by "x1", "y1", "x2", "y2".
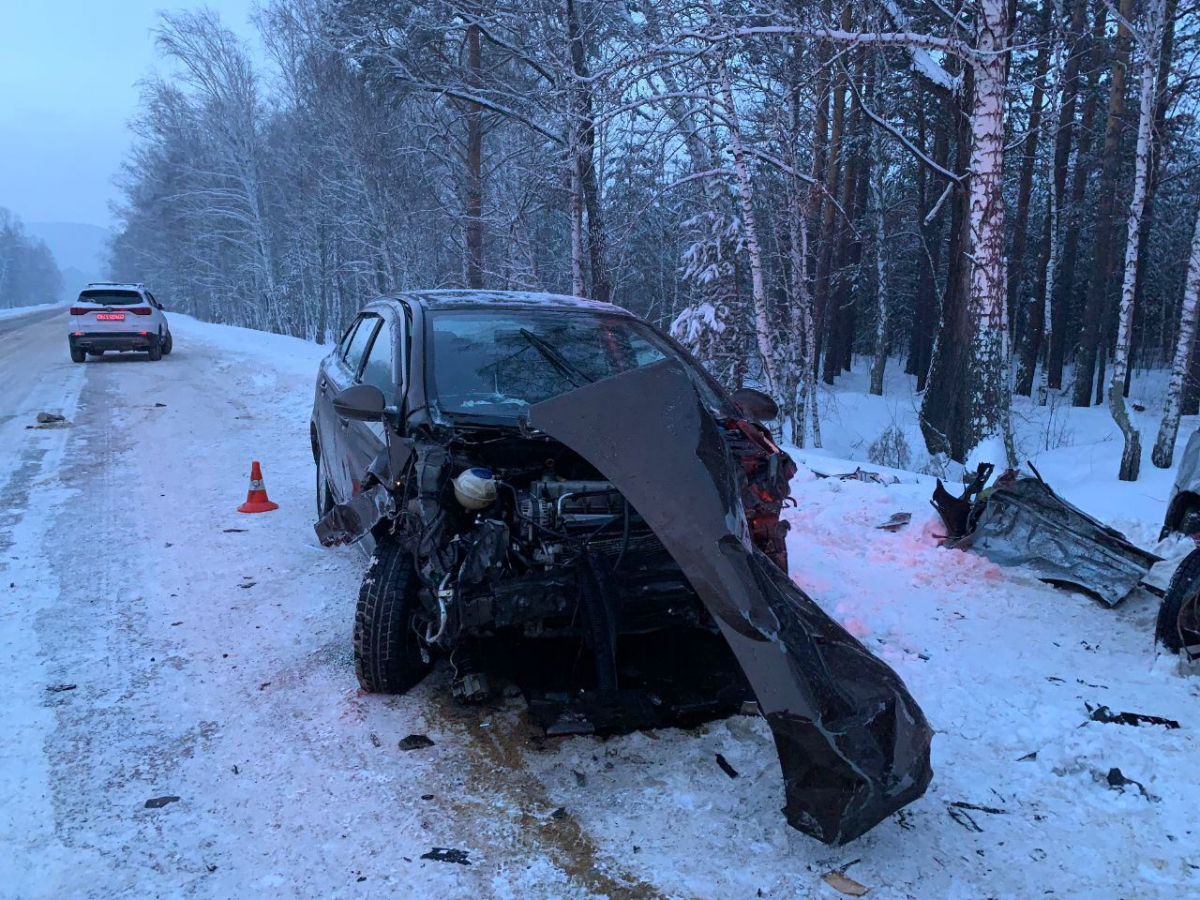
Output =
[
  {"x1": 529, "y1": 361, "x2": 933, "y2": 845},
  {"x1": 315, "y1": 483, "x2": 395, "y2": 547},
  {"x1": 953, "y1": 477, "x2": 1159, "y2": 606}
]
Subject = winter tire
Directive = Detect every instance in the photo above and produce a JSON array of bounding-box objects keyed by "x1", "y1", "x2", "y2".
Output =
[
  {"x1": 162, "y1": 330, "x2": 173, "y2": 355},
  {"x1": 1157, "y1": 547, "x2": 1200, "y2": 654},
  {"x1": 353, "y1": 540, "x2": 432, "y2": 693},
  {"x1": 70, "y1": 347, "x2": 86, "y2": 363},
  {"x1": 148, "y1": 342, "x2": 163, "y2": 361}
]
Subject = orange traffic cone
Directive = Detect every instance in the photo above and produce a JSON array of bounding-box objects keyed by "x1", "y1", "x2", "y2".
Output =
[{"x1": 238, "y1": 460, "x2": 279, "y2": 513}]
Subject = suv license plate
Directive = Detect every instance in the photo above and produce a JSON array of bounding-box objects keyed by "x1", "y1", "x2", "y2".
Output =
[{"x1": 95, "y1": 313, "x2": 125, "y2": 321}]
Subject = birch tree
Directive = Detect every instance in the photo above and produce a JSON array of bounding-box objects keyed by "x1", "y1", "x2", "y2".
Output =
[
  {"x1": 1109, "y1": 0, "x2": 1169, "y2": 482},
  {"x1": 1152, "y1": 204, "x2": 1200, "y2": 469}
]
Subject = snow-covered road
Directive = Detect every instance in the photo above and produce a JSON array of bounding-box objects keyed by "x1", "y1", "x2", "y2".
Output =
[{"x1": 1, "y1": 309, "x2": 1197, "y2": 899}]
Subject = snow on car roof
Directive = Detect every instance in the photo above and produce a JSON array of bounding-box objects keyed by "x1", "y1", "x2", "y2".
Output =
[
  {"x1": 399, "y1": 289, "x2": 633, "y2": 316},
  {"x1": 83, "y1": 282, "x2": 145, "y2": 291}
]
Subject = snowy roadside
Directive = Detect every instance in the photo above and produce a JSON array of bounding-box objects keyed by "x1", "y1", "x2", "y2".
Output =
[
  {"x1": 2, "y1": 313, "x2": 1197, "y2": 899},
  {"x1": 0, "y1": 302, "x2": 64, "y2": 321}
]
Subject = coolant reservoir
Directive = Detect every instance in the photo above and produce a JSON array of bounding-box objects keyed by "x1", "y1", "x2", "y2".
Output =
[{"x1": 452, "y1": 467, "x2": 498, "y2": 509}]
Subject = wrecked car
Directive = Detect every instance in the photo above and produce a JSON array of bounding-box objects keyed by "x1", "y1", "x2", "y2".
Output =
[
  {"x1": 932, "y1": 465, "x2": 1160, "y2": 606},
  {"x1": 1156, "y1": 430, "x2": 1200, "y2": 657},
  {"x1": 312, "y1": 290, "x2": 933, "y2": 844}
]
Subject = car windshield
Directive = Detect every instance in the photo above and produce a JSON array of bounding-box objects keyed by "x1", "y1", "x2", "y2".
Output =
[{"x1": 427, "y1": 309, "x2": 722, "y2": 420}]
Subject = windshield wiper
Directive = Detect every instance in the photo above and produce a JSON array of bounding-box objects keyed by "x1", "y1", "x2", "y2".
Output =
[{"x1": 518, "y1": 328, "x2": 592, "y2": 388}]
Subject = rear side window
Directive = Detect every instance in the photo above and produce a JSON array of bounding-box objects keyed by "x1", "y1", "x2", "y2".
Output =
[
  {"x1": 359, "y1": 322, "x2": 395, "y2": 394},
  {"x1": 342, "y1": 315, "x2": 380, "y2": 375}
]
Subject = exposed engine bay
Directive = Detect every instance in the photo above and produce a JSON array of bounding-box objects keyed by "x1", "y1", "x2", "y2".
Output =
[{"x1": 316, "y1": 360, "x2": 933, "y2": 845}]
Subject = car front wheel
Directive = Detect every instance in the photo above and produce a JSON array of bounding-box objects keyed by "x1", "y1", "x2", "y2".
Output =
[
  {"x1": 353, "y1": 539, "x2": 432, "y2": 694},
  {"x1": 1158, "y1": 547, "x2": 1200, "y2": 655}
]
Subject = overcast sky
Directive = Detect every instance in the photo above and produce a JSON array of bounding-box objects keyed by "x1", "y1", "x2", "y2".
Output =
[{"x1": 0, "y1": 0, "x2": 258, "y2": 230}]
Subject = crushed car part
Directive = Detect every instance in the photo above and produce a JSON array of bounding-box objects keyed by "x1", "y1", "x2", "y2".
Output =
[
  {"x1": 933, "y1": 466, "x2": 1159, "y2": 606},
  {"x1": 529, "y1": 360, "x2": 933, "y2": 845}
]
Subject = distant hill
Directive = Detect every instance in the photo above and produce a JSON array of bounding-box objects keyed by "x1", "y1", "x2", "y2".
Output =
[{"x1": 26, "y1": 221, "x2": 113, "y2": 294}]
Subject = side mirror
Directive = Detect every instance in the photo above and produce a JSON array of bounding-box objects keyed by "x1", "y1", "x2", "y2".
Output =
[
  {"x1": 731, "y1": 387, "x2": 779, "y2": 422},
  {"x1": 333, "y1": 383, "x2": 387, "y2": 422}
]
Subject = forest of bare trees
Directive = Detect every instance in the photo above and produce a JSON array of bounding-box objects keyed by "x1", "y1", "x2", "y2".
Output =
[
  {"x1": 0, "y1": 208, "x2": 62, "y2": 309},
  {"x1": 108, "y1": 0, "x2": 1200, "y2": 477}
]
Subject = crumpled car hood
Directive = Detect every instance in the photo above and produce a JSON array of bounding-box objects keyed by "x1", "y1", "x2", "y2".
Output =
[{"x1": 529, "y1": 360, "x2": 933, "y2": 844}]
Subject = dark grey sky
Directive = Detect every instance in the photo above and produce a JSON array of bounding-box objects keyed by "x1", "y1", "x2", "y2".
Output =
[{"x1": 0, "y1": 0, "x2": 257, "y2": 229}]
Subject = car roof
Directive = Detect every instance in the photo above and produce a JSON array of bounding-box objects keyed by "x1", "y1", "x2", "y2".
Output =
[
  {"x1": 390, "y1": 289, "x2": 635, "y2": 316},
  {"x1": 82, "y1": 282, "x2": 145, "y2": 292}
]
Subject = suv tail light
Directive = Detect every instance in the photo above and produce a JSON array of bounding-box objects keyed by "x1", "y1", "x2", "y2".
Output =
[
  {"x1": 70, "y1": 307, "x2": 88, "y2": 315},
  {"x1": 130, "y1": 307, "x2": 152, "y2": 315}
]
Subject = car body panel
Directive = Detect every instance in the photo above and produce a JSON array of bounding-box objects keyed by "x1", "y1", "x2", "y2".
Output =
[{"x1": 527, "y1": 360, "x2": 934, "y2": 845}]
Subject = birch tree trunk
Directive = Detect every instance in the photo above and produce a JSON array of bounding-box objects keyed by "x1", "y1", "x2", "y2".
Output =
[
  {"x1": 465, "y1": 20, "x2": 485, "y2": 289},
  {"x1": 717, "y1": 54, "x2": 778, "y2": 391},
  {"x1": 1152, "y1": 204, "x2": 1200, "y2": 468},
  {"x1": 965, "y1": 0, "x2": 1014, "y2": 460},
  {"x1": 1109, "y1": 0, "x2": 1167, "y2": 481},
  {"x1": 868, "y1": 67, "x2": 888, "y2": 397}
]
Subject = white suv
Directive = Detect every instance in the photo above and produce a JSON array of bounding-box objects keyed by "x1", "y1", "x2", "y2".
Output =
[{"x1": 68, "y1": 282, "x2": 173, "y2": 362}]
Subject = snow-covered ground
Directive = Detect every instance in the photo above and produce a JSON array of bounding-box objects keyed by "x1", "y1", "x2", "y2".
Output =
[{"x1": 1, "y1": 310, "x2": 1197, "y2": 899}]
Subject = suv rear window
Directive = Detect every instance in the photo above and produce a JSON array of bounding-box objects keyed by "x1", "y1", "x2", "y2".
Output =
[{"x1": 79, "y1": 290, "x2": 142, "y2": 304}]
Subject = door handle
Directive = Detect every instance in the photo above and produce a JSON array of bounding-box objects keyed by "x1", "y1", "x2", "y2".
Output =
[{"x1": 319, "y1": 377, "x2": 328, "y2": 391}]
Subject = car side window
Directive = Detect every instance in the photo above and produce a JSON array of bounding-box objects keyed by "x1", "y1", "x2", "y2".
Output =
[
  {"x1": 359, "y1": 320, "x2": 396, "y2": 394},
  {"x1": 342, "y1": 315, "x2": 380, "y2": 376}
]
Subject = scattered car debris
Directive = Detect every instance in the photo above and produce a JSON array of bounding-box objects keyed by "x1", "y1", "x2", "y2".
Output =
[
  {"x1": 420, "y1": 847, "x2": 470, "y2": 865},
  {"x1": 947, "y1": 804, "x2": 985, "y2": 833},
  {"x1": 239, "y1": 582, "x2": 256, "y2": 589},
  {"x1": 822, "y1": 870, "x2": 870, "y2": 897},
  {"x1": 813, "y1": 467, "x2": 899, "y2": 485},
  {"x1": 876, "y1": 512, "x2": 912, "y2": 532},
  {"x1": 45, "y1": 683, "x2": 76, "y2": 693},
  {"x1": 950, "y1": 801, "x2": 1007, "y2": 815},
  {"x1": 932, "y1": 464, "x2": 1159, "y2": 606},
  {"x1": 1106, "y1": 767, "x2": 1154, "y2": 800},
  {"x1": 715, "y1": 753, "x2": 739, "y2": 779},
  {"x1": 1088, "y1": 705, "x2": 1181, "y2": 729},
  {"x1": 397, "y1": 734, "x2": 434, "y2": 751},
  {"x1": 28, "y1": 412, "x2": 70, "y2": 429},
  {"x1": 223, "y1": 528, "x2": 247, "y2": 533},
  {"x1": 144, "y1": 796, "x2": 180, "y2": 809}
]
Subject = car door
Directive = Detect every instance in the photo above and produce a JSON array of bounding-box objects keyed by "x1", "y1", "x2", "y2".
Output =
[
  {"x1": 145, "y1": 291, "x2": 167, "y2": 336},
  {"x1": 343, "y1": 309, "x2": 400, "y2": 493},
  {"x1": 322, "y1": 313, "x2": 382, "y2": 501}
]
